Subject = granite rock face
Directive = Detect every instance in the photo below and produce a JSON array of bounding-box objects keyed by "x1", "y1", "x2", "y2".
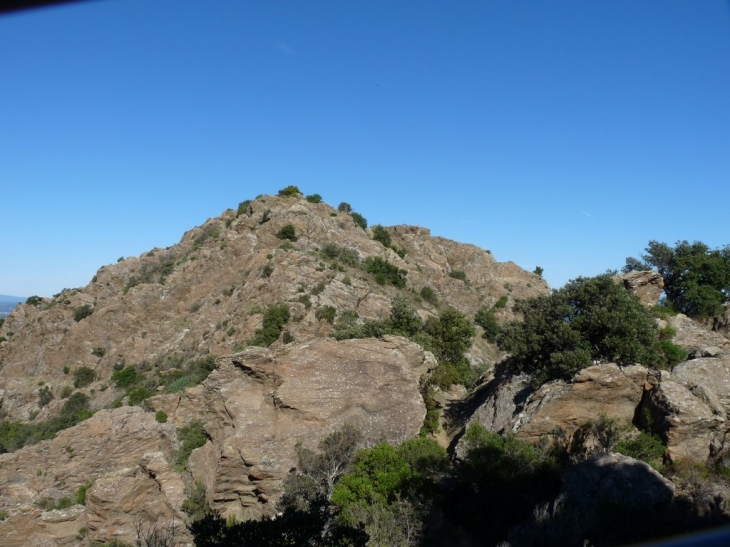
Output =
[
  {"x1": 0, "y1": 337, "x2": 434, "y2": 544},
  {"x1": 616, "y1": 270, "x2": 665, "y2": 306}
]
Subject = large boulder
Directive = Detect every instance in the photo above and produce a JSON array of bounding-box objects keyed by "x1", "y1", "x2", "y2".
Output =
[
  {"x1": 616, "y1": 270, "x2": 664, "y2": 306},
  {"x1": 515, "y1": 364, "x2": 648, "y2": 443},
  {"x1": 640, "y1": 377, "x2": 725, "y2": 462},
  {"x1": 154, "y1": 336, "x2": 434, "y2": 521}
]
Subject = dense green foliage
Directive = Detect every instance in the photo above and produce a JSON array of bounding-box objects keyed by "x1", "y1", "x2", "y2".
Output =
[
  {"x1": 278, "y1": 185, "x2": 302, "y2": 197},
  {"x1": 334, "y1": 296, "x2": 477, "y2": 390},
  {"x1": 419, "y1": 286, "x2": 439, "y2": 306},
  {"x1": 111, "y1": 366, "x2": 137, "y2": 388},
  {"x1": 371, "y1": 225, "x2": 392, "y2": 248},
  {"x1": 73, "y1": 367, "x2": 96, "y2": 388},
  {"x1": 447, "y1": 424, "x2": 562, "y2": 546},
  {"x1": 0, "y1": 393, "x2": 92, "y2": 453},
  {"x1": 236, "y1": 199, "x2": 252, "y2": 216},
  {"x1": 276, "y1": 224, "x2": 298, "y2": 241},
  {"x1": 315, "y1": 305, "x2": 336, "y2": 324},
  {"x1": 320, "y1": 243, "x2": 359, "y2": 267},
  {"x1": 73, "y1": 304, "x2": 93, "y2": 322},
  {"x1": 338, "y1": 202, "x2": 352, "y2": 213},
  {"x1": 362, "y1": 256, "x2": 407, "y2": 288},
  {"x1": 249, "y1": 303, "x2": 291, "y2": 347},
  {"x1": 306, "y1": 193, "x2": 323, "y2": 203},
  {"x1": 474, "y1": 306, "x2": 500, "y2": 342},
  {"x1": 350, "y1": 212, "x2": 367, "y2": 230},
  {"x1": 176, "y1": 420, "x2": 208, "y2": 468},
  {"x1": 624, "y1": 240, "x2": 730, "y2": 318},
  {"x1": 498, "y1": 274, "x2": 664, "y2": 386}
]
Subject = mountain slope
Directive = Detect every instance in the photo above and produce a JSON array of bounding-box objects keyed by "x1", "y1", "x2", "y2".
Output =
[{"x1": 0, "y1": 192, "x2": 547, "y2": 545}]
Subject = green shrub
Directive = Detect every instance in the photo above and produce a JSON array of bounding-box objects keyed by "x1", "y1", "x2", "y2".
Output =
[
  {"x1": 176, "y1": 420, "x2": 208, "y2": 468},
  {"x1": 26, "y1": 295, "x2": 44, "y2": 306},
  {"x1": 372, "y1": 225, "x2": 392, "y2": 248},
  {"x1": 660, "y1": 340, "x2": 688, "y2": 366},
  {"x1": 128, "y1": 386, "x2": 152, "y2": 405},
  {"x1": 91, "y1": 347, "x2": 106, "y2": 357},
  {"x1": 474, "y1": 306, "x2": 500, "y2": 342},
  {"x1": 262, "y1": 263, "x2": 274, "y2": 278},
  {"x1": 315, "y1": 305, "x2": 337, "y2": 324},
  {"x1": 278, "y1": 185, "x2": 301, "y2": 197},
  {"x1": 73, "y1": 305, "x2": 93, "y2": 322},
  {"x1": 497, "y1": 274, "x2": 663, "y2": 387},
  {"x1": 275, "y1": 224, "x2": 298, "y2": 241},
  {"x1": 362, "y1": 256, "x2": 407, "y2": 288},
  {"x1": 624, "y1": 240, "x2": 730, "y2": 318},
  {"x1": 38, "y1": 386, "x2": 54, "y2": 407},
  {"x1": 305, "y1": 194, "x2": 322, "y2": 203},
  {"x1": 237, "y1": 199, "x2": 251, "y2": 216},
  {"x1": 61, "y1": 385, "x2": 73, "y2": 398},
  {"x1": 249, "y1": 304, "x2": 290, "y2": 347},
  {"x1": 420, "y1": 286, "x2": 439, "y2": 306},
  {"x1": 73, "y1": 482, "x2": 92, "y2": 505},
  {"x1": 63, "y1": 365, "x2": 70, "y2": 375},
  {"x1": 533, "y1": 266, "x2": 544, "y2": 277},
  {"x1": 494, "y1": 295, "x2": 508, "y2": 309},
  {"x1": 155, "y1": 411, "x2": 168, "y2": 423},
  {"x1": 615, "y1": 431, "x2": 666, "y2": 471},
  {"x1": 321, "y1": 243, "x2": 359, "y2": 267},
  {"x1": 111, "y1": 366, "x2": 137, "y2": 388},
  {"x1": 282, "y1": 331, "x2": 295, "y2": 344},
  {"x1": 350, "y1": 212, "x2": 367, "y2": 230},
  {"x1": 182, "y1": 481, "x2": 210, "y2": 522},
  {"x1": 338, "y1": 202, "x2": 352, "y2": 213},
  {"x1": 449, "y1": 270, "x2": 467, "y2": 282},
  {"x1": 73, "y1": 367, "x2": 96, "y2": 388}
]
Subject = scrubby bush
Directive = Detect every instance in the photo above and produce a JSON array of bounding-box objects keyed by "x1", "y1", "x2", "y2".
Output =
[
  {"x1": 315, "y1": 305, "x2": 336, "y2": 324},
  {"x1": 474, "y1": 306, "x2": 500, "y2": 342},
  {"x1": 495, "y1": 295, "x2": 508, "y2": 309},
  {"x1": 321, "y1": 243, "x2": 359, "y2": 267},
  {"x1": 155, "y1": 411, "x2": 168, "y2": 423},
  {"x1": 176, "y1": 420, "x2": 208, "y2": 468},
  {"x1": 624, "y1": 240, "x2": 730, "y2": 318},
  {"x1": 449, "y1": 270, "x2": 467, "y2": 282},
  {"x1": 111, "y1": 366, "x2": 137, "y2": 388},
  {"x1": 305, "y1": 194, "x2": 322, "y2": 203},
  {"x1": 278, "y1": 185, "x2": 301, "y2": 197},
  {"x1": 73, "y1": 367, "x2": 96, "y2": 388},
  {"x1": 362, "y1": 256, "x2": 407, "y2": 288},
  {"x1": 249, "y1": 304, "x2": 290, "y2": 347},
  {"x1": 275, "y1": 224, "x2": 297, "y2": 241},
  {"x1": 371, "y1": 225, "x2": 392, "y2": 248},
  {"x1": 73, "y1": 305, "x2": 93, "y2": 322},
  {"x1": 338, "y1": 202, "x2": 352, "y2": 213},
  {"x1": 420, "y1": 286, "x2": 439, "y2": 306},
  {"x1": 350, "y1": 212, "x2": 367, "y2": 230},
  {"x1": 38, "y1": 386, "x2": 54, "y2": 408},
  {"x1": 26, "y1": 295, "x2": 43, "y2": 306},
  {"x1": 236, "y1": 199, "x2": 252, "y2": 216},
  {"x1": 128, "y1": 386, "x2": 152, "y2": 406},
  {"x1": 497, "y1": 274, "x2": 663, "y2": 387}
]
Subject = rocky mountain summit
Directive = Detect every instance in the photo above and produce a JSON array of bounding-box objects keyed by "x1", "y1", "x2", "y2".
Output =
[
  {"x1": 2, "y1": 192, "x2": 729, "y2": 547},
  {"x1": 0, "y1": 192, "x2": 546, "y2": 546}
]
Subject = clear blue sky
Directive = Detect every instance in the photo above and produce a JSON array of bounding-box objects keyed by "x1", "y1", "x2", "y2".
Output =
[{"x1": 1, "y1": 1, "x2": 729, "y2": 297}]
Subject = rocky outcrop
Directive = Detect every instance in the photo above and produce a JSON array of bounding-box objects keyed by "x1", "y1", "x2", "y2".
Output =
[
  {"x1": 461, "y1": 364, "x2": 649, "y2": 450},
  {"x1": 641, "y1": 377, "x2": 725, "y2": 462},
  {"x1": 161, "y1": 336, "x2": 433, "y2": 521},
  {"x1": 0, "y1": 336, "x2": 434, "y2": 544},
  {"x1": 0, "y1": 194, "x2": 545, "y2": 424},
  {"x1": 667, "y1": 314, "x2": 730, "y2": 354},
  {"x1": 616, "y1": 270, "x2": 664, "y2": 306},
  {"x1": 0, "y1": 407, "x2": 185, "y2": 547},
  {"x1": 515, "y1": 364, "x2": 648, "y2": 443},
  {"x1": 563, "y1": 452, "x2": 675, "y2": 509}
]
